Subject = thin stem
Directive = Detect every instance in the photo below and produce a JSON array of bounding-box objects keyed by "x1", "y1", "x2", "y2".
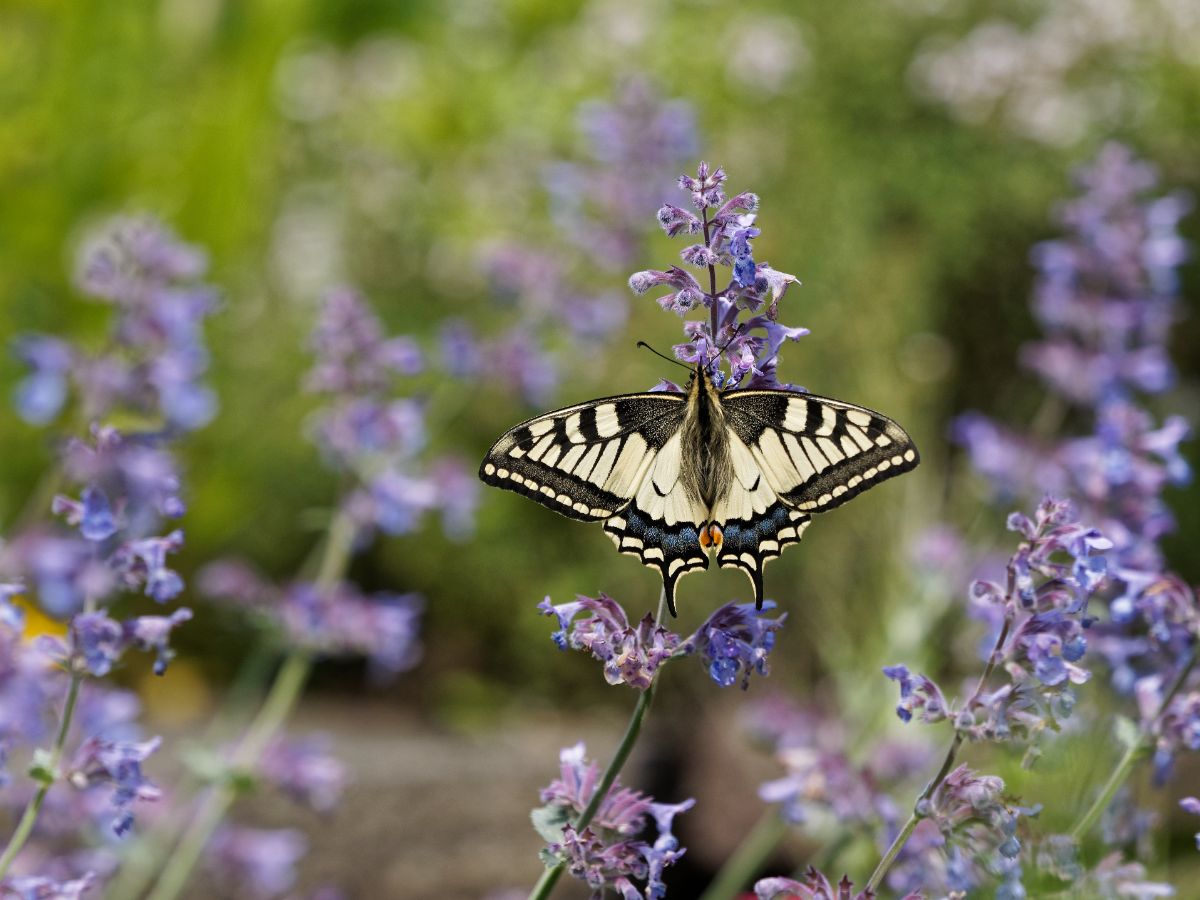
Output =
[
  {"x1": 697, "y1": 809, "x2": 789, "y2": 900},
  {"x1": 702, "y1": 208, "x2": 718, "y2": 339},
  {"x1": 528, "y1": 591, "x2": 667, "y2": 900},
  {"x1": 866, "y1": 614, "x2": 1014, "y2": 893},
  {"x1": 0, "y1": 672, "x2": 83, "y2": 880},
  {"x1": 144, "y1": 509, "x2": 357, "y2": 900},
  {"x1": 1068, "y1": 649, "x2": 1197, "y2": 842}
]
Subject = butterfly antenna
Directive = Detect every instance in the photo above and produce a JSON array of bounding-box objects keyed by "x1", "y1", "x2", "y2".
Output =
[{"x1": 636, "y1": 341, "x2": 692, "y2": 373}]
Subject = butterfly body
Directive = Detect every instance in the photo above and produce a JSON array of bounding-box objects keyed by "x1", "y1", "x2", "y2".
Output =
[{"x1": 480, "y1": 365, "x2": 918, "y2": 615}]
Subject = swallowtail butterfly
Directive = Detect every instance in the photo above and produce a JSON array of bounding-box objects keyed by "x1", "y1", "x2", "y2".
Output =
[{"x1": 480, "y1": 365, "x2": 918, "y2": 615}]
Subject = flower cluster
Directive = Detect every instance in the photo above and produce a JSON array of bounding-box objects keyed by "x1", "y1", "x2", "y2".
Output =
[
  {"x1": 747, "y1": 695, "x2": 926, "y2": 838},
  {"x1": 887, "y1": 766, "x2": 1037, "y2": 898},
  {"x1": 307, "y1": 287, "x2": 477, "y2": 542},
  {"x1": 199, "y1": 560, "x2": 422, "y2": 680},
  {"x1": 205, "y1": 826, "x2": 308, "y2": 899},
  {"x1": 539, "y1": 594, "x2": 785, "y2": 691},
  {"x1": 756, "y1": 868, "x2": 922, "y2": 900},
  {"x1": 629, "y1": 162, "x2": 805, "y2": 389},
  {"x1": 257, "y1": 734, "x2": 347, "y2": 814},
  {"x1": 15, "y1": 215, "x2": 217, "y2": 431},
  {"x1": 533, "y1": 743, "x2": 693, "y2": 900},
  {"x1": 952, "y1": 147, "x2": 1194, "y2": 697},
  {"x1": 887, "y1": 498, "x2": 1109, "y2": 757},
  {"x1": 449, "y1": 80, "x2": 698, "y2": 405}
]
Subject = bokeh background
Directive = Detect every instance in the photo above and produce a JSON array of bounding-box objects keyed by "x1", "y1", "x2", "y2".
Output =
[{"x1": 2, "y1": 0, "x2": 1199, "y2": 896}]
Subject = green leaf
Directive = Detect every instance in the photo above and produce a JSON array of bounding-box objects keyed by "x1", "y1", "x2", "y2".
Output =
[{"x1": 531, "y1": 803, "x2": 572, "y2": 844}]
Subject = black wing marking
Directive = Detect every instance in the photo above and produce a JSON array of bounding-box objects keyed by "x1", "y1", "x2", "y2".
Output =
[
  {"x1": 721, "y1": 389, "x2": 920, "y2": 513},
  {"x1": 603, "y1": 498, "x2": 707, "y2": 618},
  {"x1": 479, "y1": 392, "x2": 686, "y2": 522}
]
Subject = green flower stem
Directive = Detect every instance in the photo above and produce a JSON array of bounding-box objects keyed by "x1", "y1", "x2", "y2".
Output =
[
  {"x1": 865, "y1": 613, "x2": 1015, "y2": 893},
  {"x1": 1068, "y1": 649, "x2": 1197, "y2": 843},
  {"x1": 144, "y1": 509, "x2": 357, "y2": 900},
  {"x1": 528, "y1": 590, "x2": 667, "y2": 900},
  {"x1": 697, "y1": 809, "x2": 789, "y2": 900},
  {"x1": 0, "y1": 672, "x2": 83, "y2": 880}
]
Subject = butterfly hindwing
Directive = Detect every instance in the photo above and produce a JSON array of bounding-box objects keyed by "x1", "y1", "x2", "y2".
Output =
[
  {"x1": 722, "y1": 389, "x2": 920, "y2": 513},
  {"x1": 479, "y1": 392, "x2": 687, "y2": 521},
  {"x1": 603, "y1": 431, "x2": 708, "y2": 616},
  {"x1": 708, "y1": 432, "x2": 812, "y2": 606}
]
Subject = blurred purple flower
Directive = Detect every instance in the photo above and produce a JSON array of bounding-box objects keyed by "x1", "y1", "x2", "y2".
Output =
[
  {"x1": 206, "y1": 826, "x2": 307, "y2": 899},
  {"x1": 0, "y1": 872, "x2": 96, "y2": 899},
  {"x1": 67, "y1": 736, "x2": 162, "y2": 836},
  {"x1": 1181, "y1": 796, "x2": 1200, "y2": 850},
  {"x1": 259, "y1": 734, "x2": 346, "y2": 813},
  {"x1": 757, "y1": 869, "x2": 923, "y2": 900},
  {"x1": 306, "y1": 288, "x2": 478, "y2": 541},
  {"x1": 200, "y1": 562, "x2": 422, "y2": 681},
  {"x1": 13, "y1": 215, "x2": 218, "y2": 430}
]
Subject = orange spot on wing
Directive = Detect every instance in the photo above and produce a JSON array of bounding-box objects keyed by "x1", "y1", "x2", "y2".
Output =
[{"x1": 699, "y1": 524, "x2": 724, "y2": 550}]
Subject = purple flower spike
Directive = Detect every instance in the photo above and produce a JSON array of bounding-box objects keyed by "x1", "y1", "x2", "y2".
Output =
[
  {"x1": 536, "y1": 743, "x2": 693, "y2": 899},
  {"x1": 883, "y1": 664, "x2": 950, "y2": 724}
]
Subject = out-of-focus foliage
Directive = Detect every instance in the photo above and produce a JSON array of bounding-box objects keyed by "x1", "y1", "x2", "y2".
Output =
[{"x1": 1, "y1": 0, "x2": 1196, "y2": 717}]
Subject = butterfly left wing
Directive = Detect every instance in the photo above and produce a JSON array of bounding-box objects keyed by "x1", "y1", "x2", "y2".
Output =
[
  {"x1": 713, "y1": 389, "x2": 920, "y2": 607},
  {"x1": 480, "y1": 392, "x2": 708, "y2": 614}
]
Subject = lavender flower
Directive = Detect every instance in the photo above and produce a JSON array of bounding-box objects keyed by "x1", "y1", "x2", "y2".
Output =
[
  {"x1": 307, "y1": 288, "x2": 478, "y2": 542},
  {"x1": 66, "y1": 736, "x2": 162, "y2": 836},
  {"x1": 538, "y1": 595, "x2": 680, "y2": 690},
  {"x1": 534, "y1": 743, "x2": 693, "y2": 900},
  {"x1": 0, "y1": 872, "x2": 96, "y2": 899},
  {"x1": 629, "y1": 163, "x2": 804, "y2": 389},
  {"x1": 259, "y1": 734, "x2": 346, "y2": 813},
  {"x1": 206, "y1": 826, "x2": 307, "y2": 899},
  {"x1": 887, "y1": 498, "x2": 1109, "y2": 755},
  {"x1": 953, "y1": 146, "x2": 1193, "y2": 718},
  {"x1": 539, "y1": 594, "x2": 785, "y2": 690},
  {"x1": 200, "y1": 561, "x2": 422, "y2": 680},
  {"x1": 14, "y1": 215, "x2": 217, "y2": 431},
  {"x1": 756, "y1": 869, "x2": 922, "y2": 900}
]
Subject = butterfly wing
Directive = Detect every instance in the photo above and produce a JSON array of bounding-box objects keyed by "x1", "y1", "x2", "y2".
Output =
[
  {"x1": 480, "y1": 392, "x2": 708, "y2": 613},
  {"x1": 714, "y1": 389, "x2": 920, "y2": 606}
]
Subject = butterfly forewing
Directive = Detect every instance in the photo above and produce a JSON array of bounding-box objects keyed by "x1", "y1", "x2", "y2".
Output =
[
  {"x1": 479, "y1": 393, "x2": 687, "y2": 521},
  {"x1": 721, "y1": 390, "x2": 919, "y2": 512}
]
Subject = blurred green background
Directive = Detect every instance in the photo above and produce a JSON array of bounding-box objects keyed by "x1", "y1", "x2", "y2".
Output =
[{"x1": 2, "y1": 0, "x2": 1198, "y2": 895}]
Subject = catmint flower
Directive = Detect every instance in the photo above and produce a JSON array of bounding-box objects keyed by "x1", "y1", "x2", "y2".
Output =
[
  {"x1": 756, "y1": 868, "x2": 922, "y2": 900},
  {"x1": 14, "y1": 214, "x2": 219, "y2": 430},
  {"x1": 538, "y1": 595, "x2": 680, "y2": 690},
  {"x1": 123, "y1": 608, "x2": 193, "y2": 675},
  {"x1": 882, "y1": 664, "x2": 950, "y2": 724},
  {"x1": 0, "y1": 873, "x2": 96, "y2": 900},
  {"x1": 535, "y1": 743, "x2": 693, "y2": 900},
  {"x1": 679, "y1": 601, "x2": 786, "y2": 689},
  {"x1": 200, "y1": 563, "x2": 423, "y2": 680},
  {"x1": 259, "y1": 734, "x2": 346, "y2": 813},
  {"x1": 206, "y1": 826, "x2": 307, "y2": 899},
  {"x1": 634, "y1": 163, "x2": 805, "y2": 389},
  {"x1": 12, "y1": 336, "x2": 74, "y2": 425},
  {"x1": 67, "y1": 736, "x2": 162, "y2": 836}
]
